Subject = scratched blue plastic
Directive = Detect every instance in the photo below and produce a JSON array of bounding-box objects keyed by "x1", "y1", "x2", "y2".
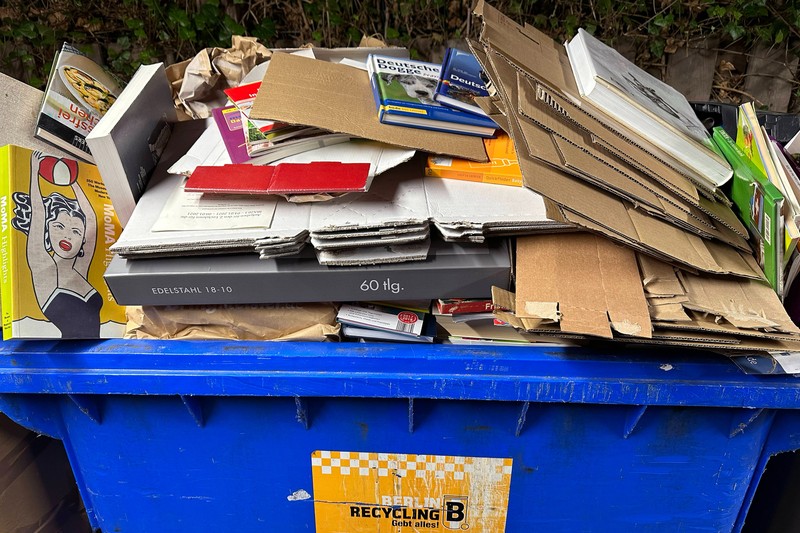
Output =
[{"x1": 1, "y1": 339, "x2": 800, "y2": 532}]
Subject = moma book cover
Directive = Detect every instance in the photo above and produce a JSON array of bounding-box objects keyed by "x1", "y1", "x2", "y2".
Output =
[{"x1": 0, "y1": 145, "x2": 126, "y2": 339}]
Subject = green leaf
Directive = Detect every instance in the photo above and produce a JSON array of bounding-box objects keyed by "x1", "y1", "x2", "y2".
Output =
[
  {"x1": 252, "y1": 19, "x2": 277, "y2": 42},
  {"x1": 177, "y1": 26, "x2": 196, "y2": 41},
  {"x1": 347, "y1": 27, "x2": 362, "y2": 44},
  {"x1": 16, "y1": 22, "x2": 37, "y2": 39},
  {"x1": 222, "y1": 16, "x2": 245, "y2": 36},
  {"x1": 168, "y1": 7, "x2": 192, "y2": 28},
  {"x1": 649, "y1": 38, "x2": 666, "y2": 58},
  {"x1": 386, "y1": 27, "x2": 400, "y2": 40}
]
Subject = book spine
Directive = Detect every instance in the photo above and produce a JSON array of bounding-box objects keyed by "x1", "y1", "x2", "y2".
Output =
[
  {"x1": 35, "y1": 113, "x2": 93, "y2": 161},
  {"x1": 436, "y1": 298, "x2": 494, "y2": 314},
  {"x1": 713, "y1": 127, "x2": 782, "y2": 294},
  {"x1": 0, "y1": 147, "x2": 15, "y2": 340},
  {"x1": 424, "y1": 166, "x2": 523, "y2": 187},
  {"x1": 104, "y1": 261, "x2": 511, "y2": 306},
  {"x1": 434, "y1": 48, "x2": 455, "y2": 96},
  {"x1": 381, "y1": 98, "x2": 496, "y2": 128}
]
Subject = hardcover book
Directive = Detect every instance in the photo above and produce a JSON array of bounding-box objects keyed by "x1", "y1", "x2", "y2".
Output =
[
  {"x1": 434, "y1": 47, "x2": 494, "y2": 117},
  {"x1": 367, "y1": 54, "x2": 498, "y2": 137},
  {"x1": 34, "y1": 43, "x2": 124, "y2": 163},
  {"x1": 103, "y1": 238, "x2": 512, "y2": 306},
  {"x1": 425, "y1": 132, "x2": 522, "y2": 186},
  {"x1": 0, "y1": 145, "x2": 126, "y2": 339},
  {"x1": 712, "y1": 127, "x2": 784, "y2": 295},
  {"x1": 564, "y1": 28, "x2": 732, "y2": 189},
  {"x1": 85, "y1": 63, "x2": 175, "y2": 227}
]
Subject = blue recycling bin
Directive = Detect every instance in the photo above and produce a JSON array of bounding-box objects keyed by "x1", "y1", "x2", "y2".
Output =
[{"x1": 1, "y1": 339, "x2": 799, "y2": 532}]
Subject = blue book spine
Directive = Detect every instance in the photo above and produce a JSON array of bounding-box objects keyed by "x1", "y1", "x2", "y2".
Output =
[
  {"x1": 367, "y1": 54, "x2": 497, "y2": 130},
  {"x1": 434, "y1": 48, "x2": 491, "y2": 116}
]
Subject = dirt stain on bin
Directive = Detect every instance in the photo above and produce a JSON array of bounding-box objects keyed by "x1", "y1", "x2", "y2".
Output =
[{"x1": 358, "y1": 422, "x2": 368, "y2": 440}]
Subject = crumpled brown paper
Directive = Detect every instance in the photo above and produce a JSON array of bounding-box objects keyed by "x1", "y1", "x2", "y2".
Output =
[
  {"x1": 165, "y1": 36, "x2": 272, "y2": 119},
  {"x1": 125, "y1": 303, "x2": 340, "y2": 341}
]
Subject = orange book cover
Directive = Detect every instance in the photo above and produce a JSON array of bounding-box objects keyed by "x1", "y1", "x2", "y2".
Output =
[{"x1": 425, "y1": 133, "x2": 522, "y2": 187}]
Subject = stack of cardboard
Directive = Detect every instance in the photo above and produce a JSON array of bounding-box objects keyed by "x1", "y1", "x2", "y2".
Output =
[
  {"x1": 466, "y1": 1, "x2": 759, "y2": 279},
  {"x1": 493, "y1": 234, "x2": 800, "y2": 352},
  {"x1": 423, "y1": 176, "x2": 573, "y2": 241},
  {"x1": 112, "y1": 126, "x2": 571, "y2": 263},
  {"x1": 307, "y1": 159, "x2": 432, "y2": 265}
]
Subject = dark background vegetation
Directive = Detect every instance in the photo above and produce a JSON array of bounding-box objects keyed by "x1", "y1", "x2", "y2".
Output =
[{"x1": 2, "y1": 0, "x2": 799, "y2": 105}]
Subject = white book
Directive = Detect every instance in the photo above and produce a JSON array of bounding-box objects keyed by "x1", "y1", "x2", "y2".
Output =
[
  {"x1": 86, "y1": 63, "x2": 176, "y2": 227},
  {"x1": 565, "y1": 28, "x2": 732, "y2": 189}
]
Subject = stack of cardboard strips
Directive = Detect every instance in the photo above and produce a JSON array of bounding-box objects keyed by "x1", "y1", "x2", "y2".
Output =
[
  {"x1": 465, "y1": 1, "x2": 800, "y2": 352},
  {"x1": 494, "y1": 234, "x2": 800, "y2": 352}
]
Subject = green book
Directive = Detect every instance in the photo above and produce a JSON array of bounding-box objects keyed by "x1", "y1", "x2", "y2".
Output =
[{"x1": 712, "y1": 126, "x2": 784, "y2": 296}]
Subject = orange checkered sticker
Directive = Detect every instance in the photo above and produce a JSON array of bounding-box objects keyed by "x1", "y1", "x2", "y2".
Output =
[{"x1": 311, "y1": 450, "x2": 512, "y2": 532}]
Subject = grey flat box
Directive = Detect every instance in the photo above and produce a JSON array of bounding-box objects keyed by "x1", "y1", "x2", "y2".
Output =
[{"x1": 104, "y1": 238, "x2": 511, "y2": 306}]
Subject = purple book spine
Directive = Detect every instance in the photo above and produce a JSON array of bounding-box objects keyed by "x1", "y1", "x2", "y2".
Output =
[{"x1": 212, "y1": 106, "x2": 251, "y2": 164}]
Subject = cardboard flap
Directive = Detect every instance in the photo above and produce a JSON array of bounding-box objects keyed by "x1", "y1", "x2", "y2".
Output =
[
  {"x1": 638, "y1": 254, "x2": 685, "y2": 297},
  {"x1": 655, "y1": 309, "x2": 799, "y2": 340},
  {"x1": 648, "y1": 302, "x2": 692, "y2": 322},
  {"x1": 676, "y1": 270, "x2": 798, "y2": 332},
  {"x1": 473, "y1": 0, "x2": 574, "y2": 100},
  {"x1": 251, "y1": 53, "x2": 488, "y2": 161},
  {"x1": 515, "y1": 234, "x2": 652, "y2": 339}
]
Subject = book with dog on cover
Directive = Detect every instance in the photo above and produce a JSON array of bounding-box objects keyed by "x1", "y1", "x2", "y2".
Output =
[
  {"x1": 0, "y1": 145, "x2": 126, "y2": 339},
  {"x1": 367, "y1": 54, "x2": 497, "y2": 137},
  {"x1": 34, "y1": 43, "x2": 124, "y2": 163},
  {"x1": 434, "y1": 47, "x2": 493, "y2": 117}
]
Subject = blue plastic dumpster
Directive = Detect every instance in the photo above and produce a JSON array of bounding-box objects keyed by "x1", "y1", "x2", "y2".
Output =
[{"x1": 1, "y1": 340, "x2": 799, "y2": 532}]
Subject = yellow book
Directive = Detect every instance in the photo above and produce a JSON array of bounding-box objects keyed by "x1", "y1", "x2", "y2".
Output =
[
  {"x1": 425, "y1": 133, "x2": 523, "y2": 187},
  {"x1": 0, "y1": 145, "x2": 126, "y2": 339}
]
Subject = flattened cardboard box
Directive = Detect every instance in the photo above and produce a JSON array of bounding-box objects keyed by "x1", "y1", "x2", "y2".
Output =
[
  {"x1": 250, "y1": 53, "x2": 489, "y2": 162},
  {"x1": 494, "y1": 286, "x2": 800, "y2": 353},
  {"x1": 515, "y1": 233, "x2": 652, "y2": 339},
  {"x1": 475, "y1": 41, "x2": 761, "y2": 278},
  {"x1": 515, "y1": 74, "x2": 748, "y2": 248},
  {"x1": 503, "y1": 233, "x2": 799, "y2": 351},
  {"x1": 471, "y1": 0, "x2": 731, "y2": 205}
]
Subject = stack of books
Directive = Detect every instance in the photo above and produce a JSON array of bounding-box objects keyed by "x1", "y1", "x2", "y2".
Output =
[
  {"x1": 711, "y1": 101, "x2": 800, "y2": 301},
  {"x1": 366, "y1": 53, "x2": 498, "y2": 137}
]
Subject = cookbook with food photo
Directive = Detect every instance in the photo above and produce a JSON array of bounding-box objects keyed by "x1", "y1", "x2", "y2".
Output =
[{"x1": 34, "y1": 43, "x2": 124, "y2": 163}]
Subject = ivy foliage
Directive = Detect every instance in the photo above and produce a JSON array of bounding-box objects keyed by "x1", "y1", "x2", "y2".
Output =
[{"x1": 1, "y1": 0, "x2": 798, "y2": 88}]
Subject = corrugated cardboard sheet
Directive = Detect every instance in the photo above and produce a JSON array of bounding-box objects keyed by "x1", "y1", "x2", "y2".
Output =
[
  {"x1": 496, "y1": 232, "x2": 800, "y2": 351},
  {"x1": 515, "y1": 234, "x2": 652, "y2": 339}
]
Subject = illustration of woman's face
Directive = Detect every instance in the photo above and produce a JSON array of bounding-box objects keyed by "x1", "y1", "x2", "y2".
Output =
[{"x1": 47, "y1": 211, "x2": 85, "y2": 259}]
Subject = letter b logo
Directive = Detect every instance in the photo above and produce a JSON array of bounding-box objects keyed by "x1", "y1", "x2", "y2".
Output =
[{"x1": 442, "y1": 495, "x2": 469, "y2": 530}]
